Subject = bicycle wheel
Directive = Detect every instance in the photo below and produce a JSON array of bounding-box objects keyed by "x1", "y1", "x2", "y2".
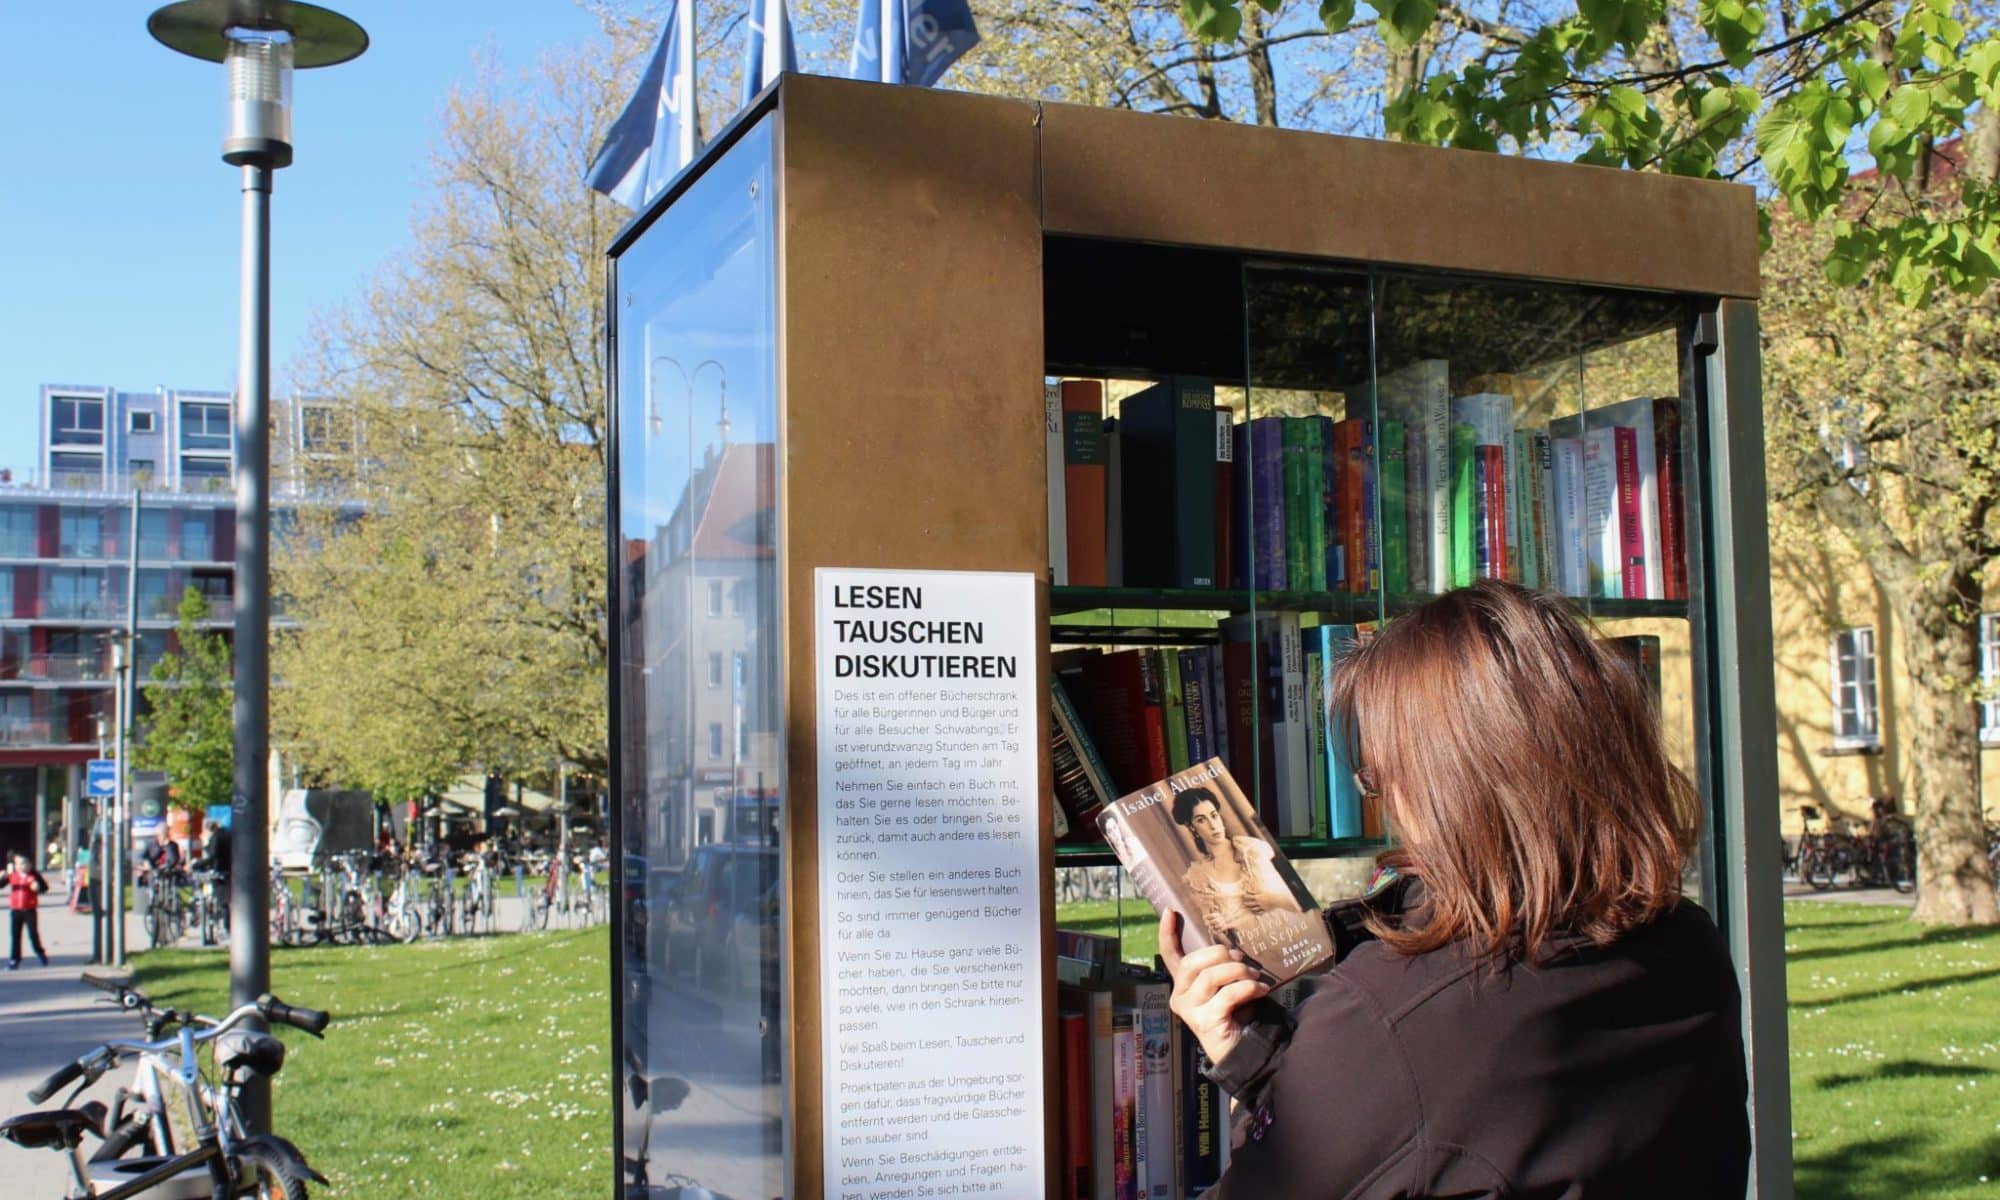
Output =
[
  {"x1": 234, "y1": 1142, "x2": 310, "y2": 1200},
  {"x1": 144, "y1": 894, "x2": 164, "y2": 948},
  {"x1": 1803, "y1": 846, "x2": 1834, "y2": 890},
  {"x1": 1890, "y1": 839, "x2": 1916, "y2": 894}
]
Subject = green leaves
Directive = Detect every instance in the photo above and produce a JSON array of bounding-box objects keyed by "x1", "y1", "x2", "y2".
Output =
[
  {"x1": 1756, "y1": 82, "x2": 1855, "y2": 219},
  {"x1": 1697, "y1": 0, "x2": 1767, "y2": 67},
  {"x1": 1373, "y1": 0, "x2": 1439, "y2": 52},
  {"x1": 1319, "y1": 0, "x2": 1359, "y2": 30},
  {"x1": 1181, "y1": 0, "x2": 1243, "y2": 42}
]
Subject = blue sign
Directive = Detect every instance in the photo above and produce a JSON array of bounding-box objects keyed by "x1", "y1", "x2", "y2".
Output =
[{"x1": 86, "y1": 759, "x2": 117, "y2": 798}]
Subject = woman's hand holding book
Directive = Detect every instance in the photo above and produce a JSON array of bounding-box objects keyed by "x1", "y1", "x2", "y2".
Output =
[{"x1": 1160, "y1": 909, "x2": 1271, "y2": 1066}]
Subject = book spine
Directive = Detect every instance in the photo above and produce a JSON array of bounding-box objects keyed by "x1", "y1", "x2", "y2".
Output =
[
  {"x1": 1214, "y1": 410, "x2": 1236, "y2": 591},
  {"x1": 1276, "y1": 613, "x2": 1309, "y2": 837},
  {"x1": 1174, "y1": 377, "x2": 1219, "y2": 589},
  {"x1": 1553, "y1": 436, "x2": 1586, "y2": 595},
  {"x1": 1089, "y1": 989, "x2": 1117, "y2": 1200},
  {"x1": 1513, "y1": 429, "x2": 1537, "y2": 588},
  {"x1": 1449, "y1": 421, "x2": 1477, "y2": 588},
  {"x1": 1051, "y1": 679, "x2": 1115, "y2": 835},
  {"x1": 1362, "y1": 419, "x2": 1380, "y2": 594},
  {"x1": 1062, "y1": 380, "x2": 1108, "y2": 588},
  {"x1": 1302, "y1": 416, "x2": 1328, "y2": 593},
  {"x1": 1048, "y1": 382, "x2": 1068, "y2": 587},
  {"x1": 1281, "y1": 419, "x2": 1309, "y2": 593},
  {"x1": 1306, "y1": 647, "x2": 1329, "y2": 841},
  {"x1": 1320, "y1": 626, "x2": 1363, "y2": 839},
  {"x1": 1250, "y1": 419, "x2": 1287, "y2": 591},
  {"x1": 1222, "y1": 637, "x2": 1259, "y2": 815},
  {"x1": 1471, "y1": 445, "x2": 1491, "y2": 581},
  {"x1": 1061, "y1": 1009, "x2": 1091, "y2": 1200},
  {"x1": 1137, "y1": 651, "x2": 1169, "y2": 784},
  {"x1": 1655, "y1": 399, "x2": 1687, "y2": 601},
  {"x1": 1113, "y1": 1015, "x2": 1136, "y2": 1200},
  {"x1": 1179, "y1": 1023, "x2": 1222, "y2": 1196},
  {"x1": 1380, "y1": 419, "x2": 1407, "y2": 597},
  {"x1": 1336, "y1": 419, "x2": 1365, "y2": 596},
  {"x1": 1496, "y1": 405, "x2": 1518, "y2": 582},
  {"x1": 1582, "y1": 427, "x2": 1621, "y2": 599},
  {"x1": 1159, "y1": 649, "x2": 1189, "y2": 774},
  {"x1": 1616, "y1": 425, "x2": 1646, "y2": 600},
  {"x1": 1178, "y1": 649, "x2": 1209, "y2": 765},
  {"x1": 1135, "y1": 981, "x2": 1174, "y2": 1200},
  {"x1": 1199, "y1": 647, "x2": 1225, "y2": 771},
  {"x1": 1531, "y1": 431, "x2": 1554, "y2": 590},
  {"x1": 1486, "y1": 443, "x2": 1509, "y2": 581},
  {"x1": 1106, "y1": 419, "x2": 1125, "y2": 587},
  {"x1": 1313, "y1": 415, "x2": 1339, "y2": 592},
  {"x1": 1423, "y1": 365, "x2": 1451, "y2": 593}
]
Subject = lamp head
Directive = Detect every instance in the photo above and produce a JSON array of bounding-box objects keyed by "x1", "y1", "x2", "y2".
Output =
[{"x1": 147, "y1": 0, "x2": 369, "y2": 169}]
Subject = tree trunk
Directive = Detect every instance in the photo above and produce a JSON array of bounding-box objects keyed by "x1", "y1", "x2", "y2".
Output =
[
  {"x1": 1244, "y1": 6, "x2": 1281, "y2": 127},
  {"x1": 1899, "y1": 580, "x2": 2000, "y2": 924}
]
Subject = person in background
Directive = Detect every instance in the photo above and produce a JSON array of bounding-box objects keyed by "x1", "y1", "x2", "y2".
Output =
[
  {"x1": 45, "y1": 835, "x2": 65, "y2": 892},
  {"x1": 8, "y1": 851, "x2": 50, "y2": 969},
  {"x1": 1162, "y1": 581, "x2": 1749, "y2": 1198},
  {"x1": 69, "y1": 840, "x2": 92, "y2": 912}
]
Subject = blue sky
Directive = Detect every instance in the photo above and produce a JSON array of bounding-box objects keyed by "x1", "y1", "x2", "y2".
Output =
[{"x1": 0, "y1": 4, "x2": 621, "y2": 480}]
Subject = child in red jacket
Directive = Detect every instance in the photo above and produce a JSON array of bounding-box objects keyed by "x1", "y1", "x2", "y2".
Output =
[{"x1": 8, "y1": 852, "x2": 49, "y2": 969}]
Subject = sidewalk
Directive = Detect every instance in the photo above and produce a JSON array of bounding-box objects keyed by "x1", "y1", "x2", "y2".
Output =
[
  {"x1": 1782, "y1": 879, "x2": 1917, "y2": 907},
  {"x1": 0, "y1": 890, "x2": 147, "y2": 1195}
]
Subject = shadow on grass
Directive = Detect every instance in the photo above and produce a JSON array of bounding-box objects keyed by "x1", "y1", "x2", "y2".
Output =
[
  {"x1": 1785, "y1": 922, "x2": 2000, "y2": 965},
  {"x1": 1817, "y1": 1059, "x2": 1997, "y2": 1090},
  {"x1": 1791, "y1": 964, "x2": 2000, "y2": 1010},
  {"x1": 1794, "y1": 1130, "x2": 2000, "y2": 1199}
]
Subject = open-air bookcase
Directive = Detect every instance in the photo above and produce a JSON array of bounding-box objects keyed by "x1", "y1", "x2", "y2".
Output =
[{"x1": 607, "y1": 73, "x2": 1789, "y2": 1200}]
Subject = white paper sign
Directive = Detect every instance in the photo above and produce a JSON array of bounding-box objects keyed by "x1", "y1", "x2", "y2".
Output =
[{"x1": 815, "y1": 567, "x2": 1044, "y2": 1199}]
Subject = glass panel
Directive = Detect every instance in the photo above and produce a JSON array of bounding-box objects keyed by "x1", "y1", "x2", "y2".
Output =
[
  {"x1": 1578, "y1": 291, "x2": 1690, "y2": 612},
  {"x1": 613, "y1": 113, "x2": 781, "y2": 1200},
  {"x1": 139, "y1": 510, "x2": 171, "y2": 560},
  {"x1": 179, "y1": 402, "x2": 232, "y2": 450},
  {"x1": 59, "y1": 507, "x2": 103, "y2": 557},
  {"x1": 179, "y1": 512, "x2": 214, "y2": 561},
  {"x1": 0, "y1": 506, "x2": 36, "y2": 557}
]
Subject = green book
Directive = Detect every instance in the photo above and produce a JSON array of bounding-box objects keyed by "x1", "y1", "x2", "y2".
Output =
[
  {"x1": 1158, "y1": 648, "x2": 1190, "y2": 773},
  {"x1": 1282, "y1": 419, "x2": 1311, "y2": 591},
  {"x1": 1380, "y1": 419, "x2": 1408, "y2": 596},
  {"x1": 1449, "y1": 422, "x2": 1478, "y2": 588},
  {"x1": 1302, "y1": 417, "x2": 1328, "y2": 592},
  {"x1": 1306, "y1": 647, "x2": 1329, "y2": 841}
]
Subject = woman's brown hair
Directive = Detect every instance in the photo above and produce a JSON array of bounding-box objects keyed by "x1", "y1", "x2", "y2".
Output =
[{"x1": 1329, "y1": 580, "x2": 1699, "y2": 963}]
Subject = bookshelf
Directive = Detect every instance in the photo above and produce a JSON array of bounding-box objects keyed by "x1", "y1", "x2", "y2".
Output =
[{"x1": 606, "y1": 75, "x2": 1788, "y2": 1200}]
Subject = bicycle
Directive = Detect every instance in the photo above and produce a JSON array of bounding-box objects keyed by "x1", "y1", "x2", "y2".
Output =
[
  {"x1": 457, "y1": 853, "x2": 495, "y2": 937},
  {"x1": 141, "y1": 871, "x2": 189, "y2": 950},
  {"x1": 3, "y1": 975, "x2": 331, "y2": 1199},
  {"x1": 1795, "y1": 806, "x2": 1857, "y2": 890},
  {"x1": 188, "y1": 870, "x2": 228, "y2": 948}
]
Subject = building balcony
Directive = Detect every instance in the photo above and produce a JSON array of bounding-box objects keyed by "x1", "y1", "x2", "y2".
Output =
[
  {"x1": 0, "y1": 719, "x2": 59, "y2": 747},
  {"x1": 0, "y1": 654, "x2": 110, "y2": 684}
]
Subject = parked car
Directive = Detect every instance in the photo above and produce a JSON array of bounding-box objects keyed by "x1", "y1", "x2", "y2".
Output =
[{"x1": 662, "y1": 843, "x2": 777, "y2": 993}]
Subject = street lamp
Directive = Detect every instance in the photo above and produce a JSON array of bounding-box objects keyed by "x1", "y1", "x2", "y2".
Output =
[{"x1": 147, "y1": 0, "x2": 367, "y2": 1135}]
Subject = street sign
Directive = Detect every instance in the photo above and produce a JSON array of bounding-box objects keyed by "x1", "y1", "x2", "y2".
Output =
[{"x1": 86, "y1": 758, "x2": 117, "y2": 798}]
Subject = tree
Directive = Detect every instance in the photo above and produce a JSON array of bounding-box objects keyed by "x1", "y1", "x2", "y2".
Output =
[
  {"x1": 275, "y1": 46, "x2": 621, "y2": 796},
  {"x1": 1763, "y1": 161, "x2": 2000, "y2": 924},
  {"x1": 135, "y1": 588, "x2": 234, "y2": 814}
]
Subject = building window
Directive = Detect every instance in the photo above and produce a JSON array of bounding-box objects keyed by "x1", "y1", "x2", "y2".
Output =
[
  {"x1": 128, "y1": 459, "x2": 156, "y2": 484},
  {"x1": 0, "y1": 569, "x2": 11, "y2": 617},
  {"x1": 59, "y1": 509, "x2": 103, "y2": 558},
  {"x1": 51, "y1": 396, "x2": 104, "y2": 446},
  {"x1": 709, "y1": 722, "x2": 724, "y2": 760},
  {"x1": 731, "y1": 580, "x2": 748, "y2": 614},
  {"x1": 707, "y1": 580, "x2": 724, "y2": 616},
  {"x1": 179, "y1": 512, "x2": 213, "y2": 561},
  {"x1": 299, "y1": 405, "x2": 348, "y2": 454},
  {"x1": 138, "y1": 510, "x2": 170, "y2": 559},
  {"x1": 180, "y1": 402, "x2": 232, "y2": 451},
  {"x1": 707, "y1": 652, "x2": 724, "y2": 688},
  {"x1": 1831, "y1": 627, "x2": 1881, "y2": 750},
  {"x1": 129, "y1": 409, "x2": 156, "y2": 434},
  {"x1": 49, "y1": 452, "x2": 103, "y2": 488},
  {"x1": 0, "y1": 507, "x2": 35, "y2": 557}
]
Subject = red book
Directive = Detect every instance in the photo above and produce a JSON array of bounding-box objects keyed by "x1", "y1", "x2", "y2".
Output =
[
  {"x1": 1221, "y1": 636, "x2": 1267, "y2": 822},
  {"x1": 1615, "y1": 426, "x2": 1646, "y2": 600},
  {"x1": 1135, "y1": 651, "x2": 1169, "y2": 785},
  {"x1": 1654, "y1": 399, "x2": 1687, "y2": 602},
  {"x1": 1062, "y1": 380, "x2": 1109, "y2": 588},
  {"x1": 1335, "y1": 419, "x2": 1365, "y2": 594},
  {"x1": 1059, "y1": 1010, "x2": 1091, "y2": 1200},
  {"x1": 1074, "y1": 652, "x2": 1149, "y2": 794},
  {"x1": 1480, "y1": 443, "x2": 1509, "y2": 580}
]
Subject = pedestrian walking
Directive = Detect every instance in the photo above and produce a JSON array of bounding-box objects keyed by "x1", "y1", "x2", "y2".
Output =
[
  {"x1": 69, "y1": 842, "x2": 92, "y2": 912},
  {"x1": 8, "y1": 851, "x2": 51, "y2": 969}
]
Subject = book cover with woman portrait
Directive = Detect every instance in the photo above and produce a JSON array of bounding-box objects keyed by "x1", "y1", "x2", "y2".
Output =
[{"x1": 1097, "y1": 757, "x2": 1333, "y2": 985}]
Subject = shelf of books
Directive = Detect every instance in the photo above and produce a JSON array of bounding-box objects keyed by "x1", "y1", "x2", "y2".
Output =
[{"x1": 608, "y1": 75, "x2": 1785, "y2": 1200}]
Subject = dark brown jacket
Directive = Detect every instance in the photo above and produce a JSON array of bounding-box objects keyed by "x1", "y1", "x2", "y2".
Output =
[{"x1": 1205, "y1": 879, "x2": 1749, "y2": 1199}]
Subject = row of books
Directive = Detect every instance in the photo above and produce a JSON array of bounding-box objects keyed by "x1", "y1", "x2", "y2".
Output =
[
  {"x1": 1056, "y1": 933, "x2": 1228, "y2": 1200},
  {"x1": 1049, "y1": 616, "x2": 1385, "y2": 844},
  {"x1": 1045, "y1": 369, "x2": 1688, "y2": 602}
]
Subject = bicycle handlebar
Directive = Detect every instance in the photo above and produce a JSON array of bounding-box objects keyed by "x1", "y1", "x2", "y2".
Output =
[
  {"x1": 26, "y1": 1059, "x2": 83, "y2": 1104},
  {"x1": 258, "y1": 994, "x2": 330, "y2": 1037}
]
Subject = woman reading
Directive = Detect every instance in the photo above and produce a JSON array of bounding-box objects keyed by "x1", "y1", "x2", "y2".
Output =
[{"x1": 1161, "y1": 581, "x2": 1750, "y2": 1198}]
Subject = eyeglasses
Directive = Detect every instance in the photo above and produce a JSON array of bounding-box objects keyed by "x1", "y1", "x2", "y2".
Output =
[{"x1": 1353, "y1": 767, "x2": 1379, "y2": 799}]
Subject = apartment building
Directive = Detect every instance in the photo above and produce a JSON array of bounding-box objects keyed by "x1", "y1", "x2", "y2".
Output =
[{"x1": 0, "y1": 384, "x2": 339, "y2": 862}]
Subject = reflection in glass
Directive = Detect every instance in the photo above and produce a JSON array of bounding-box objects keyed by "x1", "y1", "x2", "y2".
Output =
[{"x1": 613, "y1": 114, "x2": 783, "y2": 1200}]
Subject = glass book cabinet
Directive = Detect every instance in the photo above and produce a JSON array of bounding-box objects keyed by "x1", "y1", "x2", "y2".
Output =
[{"x1": 608, "y1": 74, "x2": 1789, "y2": 1200}]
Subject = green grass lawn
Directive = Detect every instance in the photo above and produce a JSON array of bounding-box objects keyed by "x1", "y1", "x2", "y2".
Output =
[
  {"x1": 1786, "y1": 902, "x2": 2000, "y2": 1199},
  {"x1": 130, "y1": 900, "x2": 2000, "y2": 1197},
  {"x1": 134, "y1": 928, "x2": 611, "y2": 1199}
]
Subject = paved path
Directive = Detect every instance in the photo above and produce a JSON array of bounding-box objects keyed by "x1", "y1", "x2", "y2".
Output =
[
  {"x1": 0, "y1": 891, "x2": 147, "y2": 1196},
  {"x1": 1782, "y1": 879, "x2": 1917, "y2": 906}
]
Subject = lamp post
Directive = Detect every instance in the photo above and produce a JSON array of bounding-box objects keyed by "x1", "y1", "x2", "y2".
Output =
[{"x1": 148, "y1": 0, "x2": 367, "y2": 1135}]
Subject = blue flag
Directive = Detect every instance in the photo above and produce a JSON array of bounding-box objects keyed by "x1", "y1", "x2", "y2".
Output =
[
  {"x1": 847, "y1": 0, "x2": 979, "y2": 87},
  {"x1": 740, "y1": 0, "x2": 798, "y2": 107},
  {"x1": 584, "y1": 0, "x2": 702, "y2": 209}
]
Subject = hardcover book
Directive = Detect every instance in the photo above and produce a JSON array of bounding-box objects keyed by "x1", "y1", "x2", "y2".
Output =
[
  {"x1": 1097, "y1": 758, "x2": 1335, "y2": 986},
  {"x1": 1062, "y1": 380, "x2": 1109, "y2": 587}
]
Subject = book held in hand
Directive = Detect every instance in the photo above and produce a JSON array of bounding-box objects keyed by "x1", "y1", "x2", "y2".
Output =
[{"x1": 1096, "y1": 758, "x2": 1334, "y2": 986}]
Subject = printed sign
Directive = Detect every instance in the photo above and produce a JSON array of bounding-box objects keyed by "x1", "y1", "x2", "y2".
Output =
[{"x1": 86, "y1": 758, "x2": 117, "y2": 798}]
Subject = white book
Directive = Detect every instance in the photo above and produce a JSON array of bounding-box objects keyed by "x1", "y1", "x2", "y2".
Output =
[
  {"x1": 1046, "y1": 382, "x2": 1068, "y2": 586},
  {"x1": 1551, "y1": 436, "x2": 1586, "y2": 595},
  {"x1": 1415, "y1": 362, "x2": 1452, "y2": 593},
  {"x1": 1274, "y1": 612, "x2": 1310, "y2": 837},
  {"x1": 1532, "y1": 431, "x2": 1556, "y2": 589},
  {"x1": 1134, "y1": 978, "x2": 1175, "y2": 1200},
  {"x1": 1585, "y1": 397, "x2": 1664, "y2": 599},
  {"x1": 1581, "y1": 426, "x2": 1621, "y2": 599}
]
